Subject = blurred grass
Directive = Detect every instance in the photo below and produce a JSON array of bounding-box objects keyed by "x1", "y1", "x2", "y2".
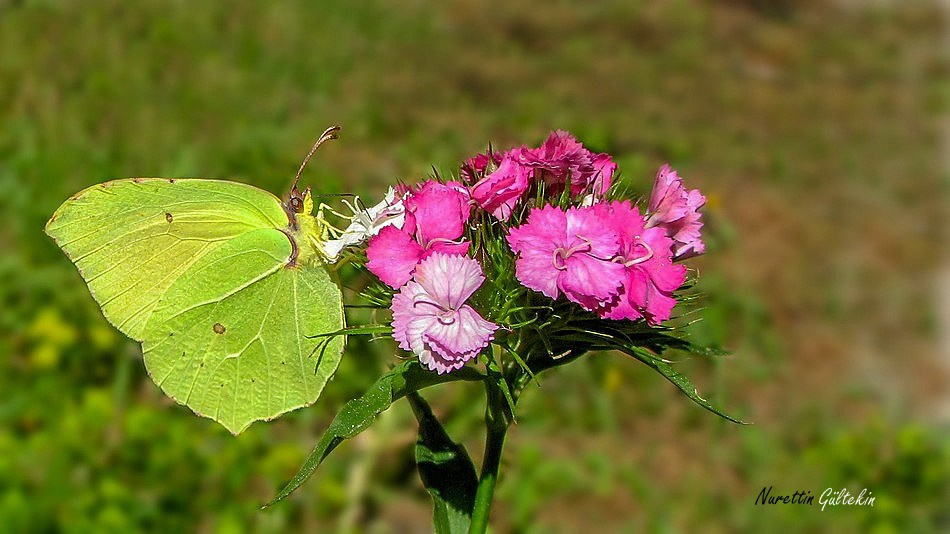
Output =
[{"x1": 1, "y1": 0, "x2": 947, "y2": 532}]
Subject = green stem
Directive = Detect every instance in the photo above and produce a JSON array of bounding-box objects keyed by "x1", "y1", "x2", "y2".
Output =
[{"x1": 469, "y1": 379, "x2": 510, "y2": 534}]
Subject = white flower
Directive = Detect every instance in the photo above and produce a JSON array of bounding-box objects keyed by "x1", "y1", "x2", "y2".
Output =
[{"x1": 322, "y1": 187, "x2": 406, "y2": 261}]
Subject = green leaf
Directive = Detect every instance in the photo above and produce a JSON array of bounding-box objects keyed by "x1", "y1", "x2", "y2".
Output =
[
  {"x1": 305, "y1": 324, "x2": 392, "y2": 338},
  {"x1": 618, "y1": 345, "x2": 746, "y2": 424},
  {"x1": 264, "y1": 360, "x2": 484, "y2": 507},
  {"x1": 407, "y1": 392, "x2": 477, "y2": 534}
]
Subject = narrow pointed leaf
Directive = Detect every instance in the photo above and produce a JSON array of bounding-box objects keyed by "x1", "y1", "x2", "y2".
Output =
[
  {"x1": 618, "y1": 345, "x2": 746, "y2": 424},
  {"x1": 407, "y1": 392, "x2": 477, "y2": 534},
  {"x1": 264, "y1": 360, "x2": 483, "y2": 506}
]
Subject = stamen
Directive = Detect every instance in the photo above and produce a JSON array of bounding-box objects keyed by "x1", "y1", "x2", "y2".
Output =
[
  {"x1": 413, "y1": 298, "x2": 449, "y2": 313},
  {"x1": 426, "y1": 237, "x2": 465, "y2": 249},
  {"x1": 623, "y1": 237, "x2": 654, "y2": 267},
  {"x1": 551, "y1": 237, "x2": 593, "y2": 270},
  {"x1": 436, "y1": 311, "x2": 457, "y2": 326},
  {"x1": 315, "y1": 203, "x2": 346, "y2": 238},
  {"x1": 339, "y1": 198, "x2": 374, "y2": 227},
  {"x1": 321, "y1": 201, "x2": 354, "y2": 222}
]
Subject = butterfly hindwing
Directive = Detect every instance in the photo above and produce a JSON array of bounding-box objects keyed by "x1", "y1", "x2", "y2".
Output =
[{"x1": 143, "y1": 227, "x2": 344, "y2": 434}]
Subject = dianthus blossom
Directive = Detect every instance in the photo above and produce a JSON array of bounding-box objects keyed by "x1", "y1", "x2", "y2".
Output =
[
  {"x1": 592, "y1": 201, "x2": 687, "y2": 324},
  {"x1": 322, "y1": 186, "x2": 405, "y2": 261},
  {"x1": 645, "y1": 164, "x2": 706, "y2": 259},
  {"x1": 391, "y1": 253, "x2": 498, "y2": 374},
  {"x1": 506, "y1": 204, "x2": 626, "y2": 310},
  {"x1": 470, "y1": 150, "x2": 534, "y2": 219},
  {"x1": 517, "y1": 130, "x2": 615, "y2": 199},
  {"x1": 460, "y1": 150, "x2": 502, "y2": 183},
  {"x1": 366, "y1": 180, "x2": 471, "y2": 288}
]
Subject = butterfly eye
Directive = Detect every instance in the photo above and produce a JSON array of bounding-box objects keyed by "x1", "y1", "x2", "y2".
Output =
[{"x1": 289, "y1": 196, "x2": 304, "y2": 213}]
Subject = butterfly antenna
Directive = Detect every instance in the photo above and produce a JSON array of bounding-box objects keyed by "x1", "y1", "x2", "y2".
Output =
[{"x1": 292, "y1": 125, "x2": 341, "y2": 192}]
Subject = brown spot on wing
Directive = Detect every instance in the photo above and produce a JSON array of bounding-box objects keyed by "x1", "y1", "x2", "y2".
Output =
[
  {"x1": 213, "y1": 323, "x2": 226, "y2": 334},
  {"x1": 165, "y1": 212, "x2": 173, "y2": 223}
]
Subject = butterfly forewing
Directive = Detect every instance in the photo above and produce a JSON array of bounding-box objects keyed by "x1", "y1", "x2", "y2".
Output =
[
  {"x1": 46, "y1": 178, "x2": 345, "y2": 433},
  {"x1": 45, "y1": 179, "x2": 288, "y2": 340}
]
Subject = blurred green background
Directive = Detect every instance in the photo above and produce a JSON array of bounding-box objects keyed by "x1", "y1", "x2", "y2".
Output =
[{"x1": 1, "y1": 0, "x2": 947, "y2": 532}]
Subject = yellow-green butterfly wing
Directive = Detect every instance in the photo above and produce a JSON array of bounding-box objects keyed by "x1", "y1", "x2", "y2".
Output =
[{"x1": 46, "y1": 178, "x2": 345, "y2": 434}]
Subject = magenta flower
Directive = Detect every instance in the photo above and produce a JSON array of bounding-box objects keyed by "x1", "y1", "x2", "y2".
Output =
[
  {"x1": 460, "y1": 149, "x2": 502, "y2": 183},
  {"x1": 593, "y1": 201, "x2": 687, "y2": 324},
  {"x1": 519, "y1": 131, "x2": 593, "y2": 197},
  {"x1": 506, "y1": 204, "x2": 626, "y2": 310},
  {"x1": 391, "y1": 253, "x2": 498, "y2": 374},
  {"x1": 367, "y1": 180, "x2": 472, "y2": 288},
  {"x1": 645, "y1": 164, "x2": 706, "y2": 259},
  {"x1": 517, "y1": 131, "x2": 615, "y2": 201},
  {"x1": 470, "y1": 150, "x2": 534, "y2": 219},
  {"x1": 590, "y1": 152, "x2": 617, "y2": 198}
]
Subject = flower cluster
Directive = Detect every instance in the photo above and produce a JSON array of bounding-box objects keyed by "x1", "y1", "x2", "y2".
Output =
[
  {"x1": 334, "y1": 131, "x2": 706, "y2": 374},
  {"x1": 466, "y1": 130, "x2": 616, "y2": 219}
]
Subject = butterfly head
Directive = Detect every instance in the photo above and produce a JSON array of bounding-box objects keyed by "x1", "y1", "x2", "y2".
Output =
[{"x1": 285, "y1": 183, "x2": 312, "y2": 217}]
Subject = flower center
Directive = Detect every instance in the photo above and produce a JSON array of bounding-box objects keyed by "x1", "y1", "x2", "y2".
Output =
[
  {"x1": 413, "y1": 298, "x2": 457, "y2": 325},
  {"x1": 619, "y1": 236, "x2": 654, "y2": 267},
  {"x1": 424, "y1": 236, "x2": 465, "y2": 250},
  {"x1": 552, "y1": 236, "x2": 593, "y2": 270}
]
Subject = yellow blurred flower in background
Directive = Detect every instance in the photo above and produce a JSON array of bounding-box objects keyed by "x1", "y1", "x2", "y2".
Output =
[{"x1": 26, "y1": 307, "x2": 78, "y2": 369}]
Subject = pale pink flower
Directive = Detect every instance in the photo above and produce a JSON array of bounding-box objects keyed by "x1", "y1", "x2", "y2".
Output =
[
  {"x1": 593, "y1": 201, "x2": 687, "y2": 325},
  {"x1": 506, "y1": 205, "x2": 626, "y2": 310},
  {"x1": 367, "y1": 180, "x2": 471, "y2": 288},
  {"x1": 391, "y1": 253, "x2": 498, "y2": 374},
  {"x1": 470, "y1": 151, "x2": 534, "y2": 219},
  {"x1": 645, "y1": 164, "x2": 706, "y2": 259}
]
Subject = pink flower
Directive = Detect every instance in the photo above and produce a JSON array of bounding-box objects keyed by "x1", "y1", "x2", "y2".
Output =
[
  {"x1": 590, "y1": 152, "x2": 616, "y2": 198},
  {"x1": 506, "y1": 204, "x2": 626, "y2": 310},
  {"x1": 645, "y1": 164, "x2": 706, "y2": 259},
  {"x1": 593, "y1": 201, "x2": 687, "y2": 325},
  {"x1": 470, "y1": 150, "x2": 534, "y2": 219},
  {"x1": 367, "y1": 180, "x2": 471, "y2": 288},
  {"x1": 518, "y1": 131, "x2": 594, "y2": 197},
  {"x1": 517, "y1": 131, "x2": 615, "y2": 201},
  {"x1": 391, "y1": 253, "x2": 498, "y2": 374},
  {"x1": 460, "y1": 150, "x2": 502, "y2": 183}
]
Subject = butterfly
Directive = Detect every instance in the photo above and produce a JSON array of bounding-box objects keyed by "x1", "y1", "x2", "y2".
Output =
[{"x1": 45, "y1": 127, "x2": 346, "y2": 434}]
